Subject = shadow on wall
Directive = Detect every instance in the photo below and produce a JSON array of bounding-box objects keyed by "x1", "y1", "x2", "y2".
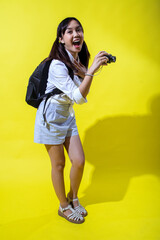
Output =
[{"x1": 81, "y1": 94, "x2": 160, "y2": 206}]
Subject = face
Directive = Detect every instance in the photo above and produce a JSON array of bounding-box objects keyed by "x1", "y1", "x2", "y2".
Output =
[{"x1": 59, "y1": 20, "x2": 84, "y2": 59}]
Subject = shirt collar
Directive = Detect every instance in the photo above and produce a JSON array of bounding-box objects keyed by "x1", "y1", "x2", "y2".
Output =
[{"x1": 65, "y1": 49, "x2": 79, "y2": 63}]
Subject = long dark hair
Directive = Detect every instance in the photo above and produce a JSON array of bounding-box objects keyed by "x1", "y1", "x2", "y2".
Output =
[{"x1": 47, "y1": 17, "x2": 90, "y2": 71}]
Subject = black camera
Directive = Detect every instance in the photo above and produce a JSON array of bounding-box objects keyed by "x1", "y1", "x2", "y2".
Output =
[{"x1": 105, "y1": 54, "x2": 116, "y2": 63}]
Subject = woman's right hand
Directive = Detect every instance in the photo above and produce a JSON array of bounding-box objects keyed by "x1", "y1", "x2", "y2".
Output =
[
  {"x1": 88, "y1": 51, "x2": 109, "y2": 75},
  {"x1": 79, "y1": 51, "x2": 109, "y2": 98}
]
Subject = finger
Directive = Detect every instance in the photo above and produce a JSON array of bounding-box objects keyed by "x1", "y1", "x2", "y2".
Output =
[
  {"x1": 98, "y1": 51, "x2": 106, "y2": 54},
  {"x1": 73, "y1": 61, "x2": 79, "y2": 66},
  {"x1": 98, "y1": 51, "x2": 109, "y2": 57},
  {"x1": 74, "y1": 63, "x2": 86, "y2": 73},
  {"x1": 74, "y1": 59, "x2": 80, "y2": 65},
  {"x1": 79, "y1": 62, "x2": 85, "y2": 67},
  {"x1": 73, "y1": 62, "x2": 81, "y2": 69},
  {"x1": 99, "y1": 56, "x2": 109, "y2": 62},
  {"x1": 97, "y1": 57, "x2": 108, "y2": 66},
  {"x1": 78, "y1": 62, "x2": 84, "y2": 68},
  {"x1": 98, "y1": 51, "x2": 107, "y2": 55}
]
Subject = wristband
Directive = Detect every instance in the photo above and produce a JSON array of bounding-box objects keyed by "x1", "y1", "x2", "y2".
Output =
[
  {"x1": 85, "y1": 66, "x2": 103, "y2": 77},
  {"x1": 85, "y1": 73, "x2": 94, "y2": 77}
]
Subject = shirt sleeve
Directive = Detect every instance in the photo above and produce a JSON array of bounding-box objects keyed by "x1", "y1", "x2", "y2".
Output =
[{"x1": 48, "y1": 60, "x2": 87, "y2": 104}]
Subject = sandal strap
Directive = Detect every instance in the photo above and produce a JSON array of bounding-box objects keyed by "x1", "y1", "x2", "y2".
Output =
[
  {"x1": 72, "y1": 198, "x2": 79, "y2": 203},
  {"x1": 67, "y1": 210, "x2": 83, "y2": 221},
  {"x1": 59, "y1": 204, "x2": 73, "y2": 213},
  {"x1": 67, "y1": 195, "x2": 87, "y2": 215},
  {"x1": 74, "y1": 205, "x2": 87, "y2": 214},
  {"x1": 67, "y1": 194, "x2": 79, "y2": 203},
  {"x1": 59, "y1": 204, "x2": 83, "y2": 221}
]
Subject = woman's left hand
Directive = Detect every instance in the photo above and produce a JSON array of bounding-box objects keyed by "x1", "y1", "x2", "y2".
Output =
[{"x1": 73, "y1": 60, "x2": 87, "y2": 79}]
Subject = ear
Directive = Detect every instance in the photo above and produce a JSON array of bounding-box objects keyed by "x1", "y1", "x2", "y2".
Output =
[{"x1": 59, "y1": 37, "x2": 64, "y2": 44}]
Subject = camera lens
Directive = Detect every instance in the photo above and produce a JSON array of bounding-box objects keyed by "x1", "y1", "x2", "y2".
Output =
[{"x1": 105, "y1": 54, "x2": 116, "y2": 63}]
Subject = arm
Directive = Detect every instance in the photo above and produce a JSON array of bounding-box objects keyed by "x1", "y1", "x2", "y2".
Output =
[{"x1": 75, "y1": 51, "x2": 109, "y2": 98}]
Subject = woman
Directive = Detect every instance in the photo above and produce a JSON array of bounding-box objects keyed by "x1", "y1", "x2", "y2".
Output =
[{"x1": 34, "y1": 17, "x2": 108, "y2": 224}]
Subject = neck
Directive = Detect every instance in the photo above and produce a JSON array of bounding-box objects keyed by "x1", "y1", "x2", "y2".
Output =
[
  {"x1": 66, "y1": 49, "x2": 78, "y2": 60},
  {"x1": 65, "y1": 48, "x2": 79, "y2": 63},
  {"x1": 70, "y1": 51, "x2": 78, "y2": 60}
]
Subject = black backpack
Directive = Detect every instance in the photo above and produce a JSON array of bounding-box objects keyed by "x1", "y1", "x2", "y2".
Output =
[{"x1": 25, "y1": 58, "x2": 73, "y2": 108}]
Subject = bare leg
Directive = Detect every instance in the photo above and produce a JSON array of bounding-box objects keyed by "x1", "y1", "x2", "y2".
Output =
[
  {"x1": 45, "y1": 144, "x2": 72, "y2": 216},
  {"x1": 64, "y1": 135, "x2": 85, "y2": 207}
]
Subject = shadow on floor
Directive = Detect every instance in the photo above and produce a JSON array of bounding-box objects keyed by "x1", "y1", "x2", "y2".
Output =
[{"x1": 81, "y1": 94, "x2": 160, "y2": 206}]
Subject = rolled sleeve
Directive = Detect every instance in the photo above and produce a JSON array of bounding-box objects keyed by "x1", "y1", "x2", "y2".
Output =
[
  {"x1": 47, "y1": 60, "x2": 87, "y2": 105},
  {"x1": 73, "y1": 88, "x2": 87, "y2": 104}
]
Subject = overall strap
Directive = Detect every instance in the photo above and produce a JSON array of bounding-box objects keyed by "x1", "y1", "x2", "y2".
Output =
[{"x1": 42, "y1": 89, "x2": 63, "y2": 122}]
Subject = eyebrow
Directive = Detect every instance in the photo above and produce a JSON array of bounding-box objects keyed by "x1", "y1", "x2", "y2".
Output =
[{"x1": 66, "y1": 26, "x2": 81, "y2": 30}]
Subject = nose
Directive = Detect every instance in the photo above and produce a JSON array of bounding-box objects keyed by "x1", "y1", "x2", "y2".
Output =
[{"x1": 73, "y1": 30, "x2": 80, "y2": 37}]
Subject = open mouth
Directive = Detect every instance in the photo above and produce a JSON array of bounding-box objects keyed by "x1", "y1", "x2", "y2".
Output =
[{"x1": 73, "y1": 40, "x2": 81, "y2": 47}]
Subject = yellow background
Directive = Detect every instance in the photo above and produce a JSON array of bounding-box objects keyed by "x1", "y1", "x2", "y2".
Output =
[{"x1": 0, "y1": 0, "x2": 160, "y2": 239}]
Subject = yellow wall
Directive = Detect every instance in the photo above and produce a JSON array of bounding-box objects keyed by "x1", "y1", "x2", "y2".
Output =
[{"x1": 0, "y1": 0, "x2": 160, "y2": 239}]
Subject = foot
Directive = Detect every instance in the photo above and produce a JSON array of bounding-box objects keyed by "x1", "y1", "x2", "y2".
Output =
[
  {"x1": 58, "y1": 204, "x2": 84, "y2": 224},
  {"x1": 67, "y1": 193, "x2": 88, "y2": 217}
]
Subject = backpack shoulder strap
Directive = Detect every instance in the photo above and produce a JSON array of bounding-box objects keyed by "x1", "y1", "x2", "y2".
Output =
[{"x1": 39, "y1": 59, "x2": 53, "y2": 96}]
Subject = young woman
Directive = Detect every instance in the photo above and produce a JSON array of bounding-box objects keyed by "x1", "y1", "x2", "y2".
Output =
[{"x1": 34, "y1": 17, "x2": 109, "y2": 224}]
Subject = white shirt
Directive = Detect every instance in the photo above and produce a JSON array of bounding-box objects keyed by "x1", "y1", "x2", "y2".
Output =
[{"x1": 45, "y1": 50, "x2": 87, "y2": 105}]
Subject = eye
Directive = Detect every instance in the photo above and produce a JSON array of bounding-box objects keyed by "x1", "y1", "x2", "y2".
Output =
[
  {"x1": 67, "y1": 30, "x2": 72, "y2": 34},
  {"x1": 77, "y1": 27, "x2": 82, "y2": 32}
]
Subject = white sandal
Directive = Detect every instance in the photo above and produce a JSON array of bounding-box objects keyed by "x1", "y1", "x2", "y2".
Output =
[
  {"x1": 58, "y1": 204, "x2": 84, "y2": 224},
  {"x1": 67, "y1": 194, "x2": 88, "y2": 217}
]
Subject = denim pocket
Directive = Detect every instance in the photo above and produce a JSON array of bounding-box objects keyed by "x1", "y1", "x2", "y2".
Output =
[{"x1": 45, "y1": 103, "x2": 69, "y2": 125}]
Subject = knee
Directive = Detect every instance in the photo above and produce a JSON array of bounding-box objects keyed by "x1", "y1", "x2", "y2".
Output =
[
  {"x1": 72, "y1": 155, "x2": 85, "y2": 169},
  {"x1": 53, "y1": 161, "x2": 65, "y2": 171}
]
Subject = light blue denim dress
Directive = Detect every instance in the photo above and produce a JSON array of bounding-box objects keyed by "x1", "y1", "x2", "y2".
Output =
[{"x1": 34, "y1": 51, "x2": 87, "y2": 145}]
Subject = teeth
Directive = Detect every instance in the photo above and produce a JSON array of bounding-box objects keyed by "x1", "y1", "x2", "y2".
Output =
[{"x1": 73, "y1": 40, "x2": 80, "y2": 43}]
